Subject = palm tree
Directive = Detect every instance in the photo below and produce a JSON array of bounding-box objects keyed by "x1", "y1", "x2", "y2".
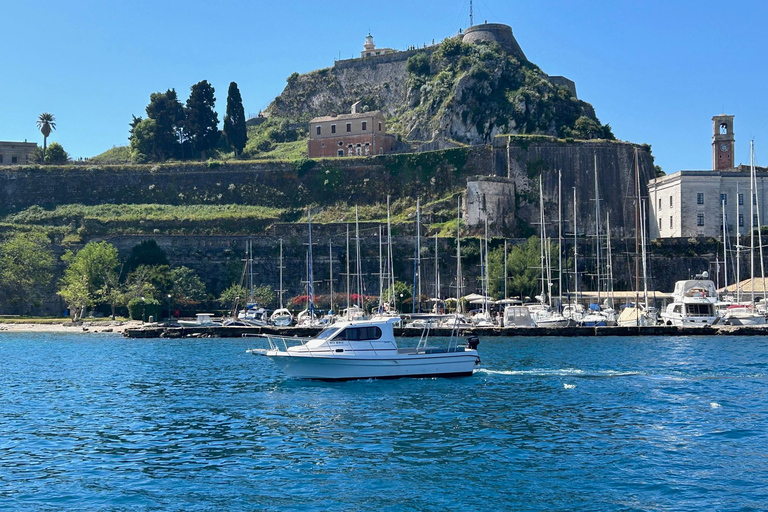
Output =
[{"x1": 36, "y1": 113, "x2": 56, "y2": 157}]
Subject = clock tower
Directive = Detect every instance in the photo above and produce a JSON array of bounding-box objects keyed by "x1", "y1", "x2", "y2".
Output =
[{"x1": 712, "y1": 114, "x2": 735, "y2": 170}]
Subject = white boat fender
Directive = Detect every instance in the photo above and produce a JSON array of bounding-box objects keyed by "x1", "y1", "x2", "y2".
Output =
[{"x1": 466, "y1": 336, "x2": 480, "y2": 350}]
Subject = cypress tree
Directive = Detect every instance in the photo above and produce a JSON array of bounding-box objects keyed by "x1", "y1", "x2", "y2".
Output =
[{"x1": 223, "y1": 82, "x2": 247, "y2": 157}]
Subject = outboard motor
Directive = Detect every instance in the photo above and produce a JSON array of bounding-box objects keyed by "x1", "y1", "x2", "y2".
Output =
[{"x1": 466, "y1": 336, "x2": 480, "y2": 350}]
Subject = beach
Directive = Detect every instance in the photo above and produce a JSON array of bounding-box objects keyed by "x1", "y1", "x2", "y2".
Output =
[{"x1": 0, "y1": 320, "x2": 143, "y2": 334}]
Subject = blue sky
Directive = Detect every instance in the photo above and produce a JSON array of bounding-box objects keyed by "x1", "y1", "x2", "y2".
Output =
[{"x1": 2, "y1": 0, "x2": 767, "y2": 172}]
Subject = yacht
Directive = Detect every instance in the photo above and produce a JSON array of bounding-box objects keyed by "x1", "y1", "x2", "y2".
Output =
[
  {"x1": 254, "y1": 317, "x2": 481, "y2": 380},
  {"x1": 659, "y1": 273, "x2": 719, "y2": 326}
]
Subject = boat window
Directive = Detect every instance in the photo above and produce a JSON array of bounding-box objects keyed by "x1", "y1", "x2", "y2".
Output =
[
  {"x1": 686, "y1": 304, "x2": 713, "y2": 316},
  {"x1": 335, "y1": 326, "x2": 382, "y2": 341},
  {"x1": 315, "y1": 327, "x2": 341, "y2": 340}
]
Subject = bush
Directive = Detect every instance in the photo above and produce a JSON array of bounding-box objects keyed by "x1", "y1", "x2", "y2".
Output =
[
  {"x1": 127, "y1": 297, "x2": 162, "y2": 321},
  {"x1": 406, "y1": 53, "x2": 431, "y2": 76}
]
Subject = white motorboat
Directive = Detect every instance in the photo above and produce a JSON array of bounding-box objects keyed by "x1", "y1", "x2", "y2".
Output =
[
  {"x1": 502, "y1": 305, "x2": 534, "y2": 327},
  {"x1": 720, "y1": 304, "x2": 766, "y2": 326},
  {"x1": 178, "y1": 313, "x2": 220, "y2": 327},
  {"x1": 660, "y1": 273, "x2": 719, "y2": 326},
  {"x1": 256, "y1": 317, "x2": 480, "y2": 380},
  {"x1": 270, "y1": 308, "x2": 293, "y2": 326}
]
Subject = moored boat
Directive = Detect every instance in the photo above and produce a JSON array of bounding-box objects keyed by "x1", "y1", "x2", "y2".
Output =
[
  {"x1": 660, "y1": 273, "x2": 719, "y2": 326},
  {"x1": 254, "y1": 317, "x2": 480, "y2": 380}
]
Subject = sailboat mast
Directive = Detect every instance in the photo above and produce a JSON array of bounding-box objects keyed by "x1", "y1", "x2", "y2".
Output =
[
  {"x1": 736, "y1": 182, "x2": 741, "y2": 303},
  {"x1": 355, "y1": 206, "x2": 362, "y2": 308},
  {"x1": 346, "y1": 224, "x2": 350, "y2": 311},
  {"x1": 386, "y1": 195, "x2": 394, "y2": 308},
  {"x1": 329, "y1": 240, "x2": 334, "y2": 314},
  {"x1": 607, "y1": 212, "x2": 614, "y2": 308},
  {"x1": 504, "y1": 239, "x2": 508, "y2": 301},
  {"x1": 278, "y1": 238, "x2": 284, "y2": 309},
  {"x1": 417, "y1": 198, "x2": 422, "y2": 312},
  {"x1": 378, "y1": 224, "x2": 383, "y2": 314},
  {"x1": 539, "y1": 175, "x2": 546, "y2": 304},
  {"x1": 573, "y1": 187, "x2": 579, "y2": 305},
  {"x1": 751, "y1": 143, "x2": 756, "y2": 305},
  {"x1": 640, "y1": 199, "x2": 649, "y2": 310},
  {"x1": 594, "y1": 154, "x2": 601, "y2": 305},
  {"x1": 435, "y1": 233, "x2": 440, "y2": 301},
  {"x1": 307, "y1": 209, "x2": 315, "y2": 315},
  {"x1": 457, "y1": 196, "x2": 463, "y2": 313},
  {"x1": 722, "y1": 199, "x2": 728, "y2": 293},
  {"x1": 634, "y1": 149, "x2": 641, "y2": 296},
  {"x1": 752, "y1": 140, "x2": 766, "y2": 301},
  {"x1": 484, "y1": 216, "x2": 489, "y2": 315},
  {"x1": 558, "y1": 169, "x2": 563, "y2": 311}
]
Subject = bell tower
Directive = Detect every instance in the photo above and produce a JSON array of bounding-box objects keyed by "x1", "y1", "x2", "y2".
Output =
[{"x1": 712, "y1": 114, "x2": 735, "y2": 170}]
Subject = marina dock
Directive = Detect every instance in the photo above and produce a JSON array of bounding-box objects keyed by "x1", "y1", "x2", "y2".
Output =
[{"x1": 123, "y1": 324, "x2": 768, "y2": 339}]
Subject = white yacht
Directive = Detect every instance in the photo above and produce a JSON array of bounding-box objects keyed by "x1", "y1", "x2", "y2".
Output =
[
  {"x1": 270, "y1": 308, "x2": 293, "y2": 326},
  {"x1": 660, "y1": 273, "x2": 719, "y2": 326},
  {"x1": 255, "y1": 317, "x2": 480, "y2": 380}
]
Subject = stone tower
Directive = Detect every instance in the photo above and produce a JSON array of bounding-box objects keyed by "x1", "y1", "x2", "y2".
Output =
[{"x1": 712, "y1": 114, "x2": 735, "y2": 170}]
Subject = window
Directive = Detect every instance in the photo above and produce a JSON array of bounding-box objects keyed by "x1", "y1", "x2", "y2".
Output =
[
  {"x1": 739, "y1": 193, "x2": 744, "y2": 205},
  {"x1": 697, "y1": 193, "x2": 704, "y2": 205},
  {"x1": 669, "y1": 196, "x2": 673, "y2": 207},
  {"x1": 720, "y1": 193, "x2": 727, "y2": 205},
  {"x1": 361, "y1": 121, "x2": 367, "y2": 131},
  {"x1": 338, "y1": 141, "x2": 343, "y2": 146},
  {"x1": 11, "y1": 156, "x2": 17, "y2": 164},
  {"x1": 346, "y1": 123, "x2": 351, "y2": 132},
  {"x1": 720, "y1": 123, "x2": 727, "y2": 135},
  {"x1": 316, "y1": 126, "x2": 321, "y2": 136},
  {"x1": 336, "y1": 326, "x2": 382, "y2": 341},
  {"x1": 697, "y1": 214, "x2": 704, "y2": 226},
  {"x1": 754, "y1": 214, "x2": 759, "y2": 227},
  {"x1": 739, "y1": 213, "x2": 744, "y2": 227},
  {"x1": 331, "y1": 124, "x2": 336, "y2": 134},
  {"x1": 754, "y1": 194, "x2": 757, "y2": 206},
  {"x1": 338, "y1": 149, "x2": 344, "y2": 157},
  {"x1": 378, "y1": 122, "x2": 382, "y2": 131},
  {"x1": 658, "y1": 198, "x2": 662, "y2": 210},
  {"x1": 0, "y1": 155, "x2": 4, "y2": 163},
  {"x1": 659, "y1": 219, "x2": 662, "y2": 230},
  {"x1": 669, "y1": 216, "x2": 673, "y2": 229}
]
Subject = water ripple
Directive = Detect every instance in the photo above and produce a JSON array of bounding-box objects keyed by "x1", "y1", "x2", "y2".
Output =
[{"x1": 1, "y1": 333, "x2": 767, "y2": 510}]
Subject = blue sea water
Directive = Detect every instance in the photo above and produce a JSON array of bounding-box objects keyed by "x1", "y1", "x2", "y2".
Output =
[{"x1": 1, "y1": 333, "x2": 767, "y2": 511}]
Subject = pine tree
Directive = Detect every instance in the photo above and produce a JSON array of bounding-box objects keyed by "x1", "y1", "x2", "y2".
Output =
[
  {"x1": 186, "y1": 80, "x2": 220, "y2": 160},
  {"x1": 144, "y1": 89, "x2": 185, "y2": 161},
  {"x1": 223, "y1": 82, "x2": 247, "y2": 157}
]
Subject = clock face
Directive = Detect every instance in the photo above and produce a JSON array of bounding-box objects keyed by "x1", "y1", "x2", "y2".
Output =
[{"x1": 720, "y1": 143, "x2": 730, "y2": 152}]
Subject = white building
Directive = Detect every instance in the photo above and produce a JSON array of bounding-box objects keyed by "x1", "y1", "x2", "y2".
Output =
[{"x1": 648, "y1": 115, "x2": 768, "y2": 239}]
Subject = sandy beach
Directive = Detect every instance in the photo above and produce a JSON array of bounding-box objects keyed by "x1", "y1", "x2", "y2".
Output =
[{"x1": 0, "y1": 320, "x2": 144, "y2": 334}]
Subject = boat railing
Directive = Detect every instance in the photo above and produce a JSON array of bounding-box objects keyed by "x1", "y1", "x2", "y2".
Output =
[{"x1": 246, "y1": 333, "x2": 317, "y2": 354}]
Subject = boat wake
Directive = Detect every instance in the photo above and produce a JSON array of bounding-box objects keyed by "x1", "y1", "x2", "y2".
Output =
[{"x1": 476, "y1": 368, "x2": 640, "y2": 378}]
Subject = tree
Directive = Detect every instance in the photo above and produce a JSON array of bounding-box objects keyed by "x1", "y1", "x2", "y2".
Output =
[
  {"x1": 223, "y1": 82, "x2": 247, "y2": 156},
  {"x1": 169, "y1": 266, "x2": 207, "y2": 305},
  {"x1": 0, "y1": 232, "x2": 55, "y2": 313},
  {"x1": 143, "y1": 89, "x2": 186, "y2": 161},
  {"x1": 488, "y1": 236, "x2": 542, "y2": 300},
  {"x1": 44, "y1": 142, "x2": 69, "y2": 164},
  {"x1": 186, "y1": 80, "x2": 220, "y2": 160},
  {"x1": 219, "y1": 284, "x2": 247, "y2": 312},
  {"x1": 129, "y1": 118, "x2": 159, "y2": 163},
  {"x1": 125, "y1": 240, "x2": 168, "y2": 275},
  {"x1": 36, "y1": 113, "x2": 56, "y2": 157},
  {"x1": 124, "y1": 264, "x2": 173, "y2": 302},
  {"x1": 58, "y1": 241, "x2": 120, "y2": 321}
]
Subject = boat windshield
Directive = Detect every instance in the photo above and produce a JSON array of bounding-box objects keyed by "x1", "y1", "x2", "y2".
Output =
[{"x1": 314, "y1": 326, "x2": 341, "y2": 340}]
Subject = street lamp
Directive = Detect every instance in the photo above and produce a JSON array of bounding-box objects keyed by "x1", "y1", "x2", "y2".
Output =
[
  {"x1": 141, "y1": 296, "x2": 146, "y2": 323},
  {"x1": 167, "y1": 294, "x2": 172, "y2": 323},
  {"x1": 399, "y1": 293, "x2": 403, "y2": 314}
]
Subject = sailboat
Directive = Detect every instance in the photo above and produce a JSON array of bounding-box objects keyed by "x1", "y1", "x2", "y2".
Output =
[
  {"x1": 723, "y1": 140, "x2": 766, "y2": 325},
  {"x1": 236, "y1": 239, "x2": 269, "y2": 326},
  {"x1": 531, "y1": 175, "x2": 568, "y2": 327},
  {"x1": 270, "y1": 238, "x2": 293, "y2": 326},
  {"x1": 618, "y1": 149, "x2": 657, "y2": 326}
]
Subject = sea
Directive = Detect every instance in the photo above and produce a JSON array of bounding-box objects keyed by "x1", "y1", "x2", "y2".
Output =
[{"x1": 1, "y1": 332, "x2": 767, "y2": 511}]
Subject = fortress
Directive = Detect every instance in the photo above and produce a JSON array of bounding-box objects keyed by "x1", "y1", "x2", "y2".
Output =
[{"x1": 335, "y1": 22, "x2": 577, "y2": 98}]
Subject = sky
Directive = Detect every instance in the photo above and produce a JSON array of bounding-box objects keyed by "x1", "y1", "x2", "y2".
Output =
[{"x1": 2, "y1": 0, "x2": 768, "y2": 173}]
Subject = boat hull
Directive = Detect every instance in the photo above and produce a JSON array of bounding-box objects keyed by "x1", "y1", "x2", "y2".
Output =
[{"x1": 264, "y1": 351, "x2": 479, "y2": 380}]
